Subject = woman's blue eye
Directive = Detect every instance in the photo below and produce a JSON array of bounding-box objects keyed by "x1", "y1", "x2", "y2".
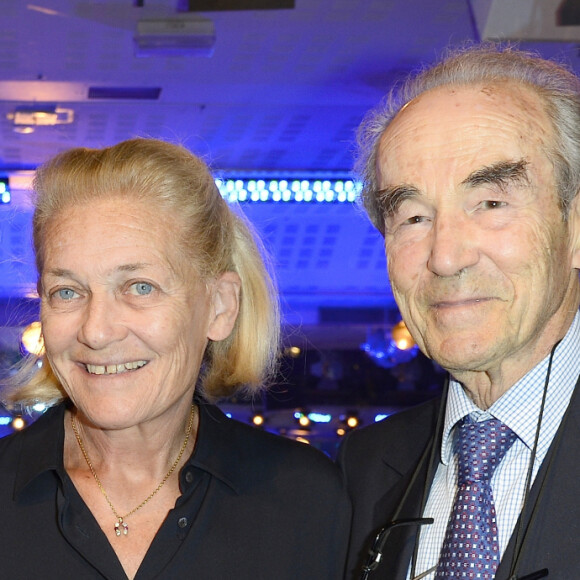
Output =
[
  {"x1": 131, "y1": 282, "x2": 153, "y2": 296},
  {"x1": 58, "y1": 288, "x2": 77, "y2": 300}
]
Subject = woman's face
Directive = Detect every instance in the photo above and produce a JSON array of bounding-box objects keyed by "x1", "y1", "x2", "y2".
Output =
[{"x1": 39, "y1": 197, "x2": 228, "y2": 429}]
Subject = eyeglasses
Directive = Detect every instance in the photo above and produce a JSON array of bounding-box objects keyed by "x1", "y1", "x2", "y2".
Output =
[
  {"x1": 359, "y1": 517, "x2": 548, "y2": 580},
  {"x1": 360, "y1": 517, "x2": 433, "y2": 580}
]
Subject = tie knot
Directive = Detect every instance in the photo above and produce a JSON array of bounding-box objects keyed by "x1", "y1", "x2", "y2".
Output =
[{"x1": 454, "y1": 417, "x2": 517, "y2": 485}]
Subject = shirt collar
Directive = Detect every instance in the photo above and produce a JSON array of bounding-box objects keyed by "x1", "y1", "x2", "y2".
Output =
[
  {"x1": 440, "y1": 310, "x2": 580, "y2": 464},
  {"x1": 14, "y1": 403, "x2": 67, "y2": 500},
  {"x1": 14, "y1": 398, "x2": 252, "y2": 500},
  {"x1": 187, "y1": 401, "x2": 251, "y2": 495}
]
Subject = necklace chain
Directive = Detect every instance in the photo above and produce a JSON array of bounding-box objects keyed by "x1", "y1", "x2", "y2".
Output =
[{"x1": 70, "y1": 404, "x2": 196, "y2": 537}]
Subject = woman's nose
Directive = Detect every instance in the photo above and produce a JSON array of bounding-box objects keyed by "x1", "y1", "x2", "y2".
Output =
[{"x1": 77, "y1": 295, "x2": 127, "y2": 350}]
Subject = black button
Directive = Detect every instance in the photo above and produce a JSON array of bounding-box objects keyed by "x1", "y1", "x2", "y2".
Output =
[
  {"x1": 185, "y1": 471, "x2": 194, "y2": 483},
  {"x1": 178, "y1": 517, "x2": 188, "y2": 529}
]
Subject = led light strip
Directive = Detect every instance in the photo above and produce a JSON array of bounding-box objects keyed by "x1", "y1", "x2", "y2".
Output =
[
  {"x1": 0, "y1": 179, "x2": 11, "y2": 204},
  {"x1": 215, "y1": 178, "x2": 361, "y2": 203}
]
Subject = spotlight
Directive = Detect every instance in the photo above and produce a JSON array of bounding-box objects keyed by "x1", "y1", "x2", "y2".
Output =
[
  {"x1": 391, "y1": 320, "x2": 416, "y2": 350},
  {"x1": 251, "y1": 413, "x2": 265, "y2": 427},
  {"x1": 345, "y1": 415, "x2": 359, "y2": 429},
  {"x1": 11, "y1": 416, "x2": 26, "y2": 431},
  {"x1": 341, "y1": 411, "x2": 360, "y2": 430},
  {"x1": 293, "y1": 409, "x2": 311, "y2": 428}
]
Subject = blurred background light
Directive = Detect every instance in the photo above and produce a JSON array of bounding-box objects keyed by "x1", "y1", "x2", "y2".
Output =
[
  {"x1": 11, "y1": 416, "x2": 26, "y2": 431},
  {"x1": 361, "y1": 324, "x2": 419, "y2": 369},
  {"x1": 251, "y1": 413, "x2": 265, "y2": 427},
  {"x1": 0, "y1": 178, "x2": 10, "y2": 204},
  {"x1": 21, "y1": 321, "x2": 45, "y2": 356}
]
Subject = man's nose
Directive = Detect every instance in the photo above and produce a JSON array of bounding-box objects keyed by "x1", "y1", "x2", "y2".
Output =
[{"x1": 426, "y1": 212, "x2": 479, "y2": 277}]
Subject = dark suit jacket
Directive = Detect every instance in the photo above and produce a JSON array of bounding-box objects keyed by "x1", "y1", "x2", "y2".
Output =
[{"x1": 338, "y1": 387, "x2": 580, "y2": 580}]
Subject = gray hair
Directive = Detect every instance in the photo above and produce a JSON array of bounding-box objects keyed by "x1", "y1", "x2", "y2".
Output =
[{"x1": 356, "y1": 44, "x2": 580, "y2": 234}]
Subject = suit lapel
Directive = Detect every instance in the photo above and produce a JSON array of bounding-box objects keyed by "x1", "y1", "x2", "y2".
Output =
[
  {"x1": 372, "y1": 398, "x2": 445, "y2": 579},
  {"x1": 496, "y1": 380, "x2": 580, "y2": 579}
]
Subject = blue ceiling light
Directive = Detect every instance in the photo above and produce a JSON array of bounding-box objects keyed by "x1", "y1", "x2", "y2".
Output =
[
  {"x1": 0, "y1": 178, "x2": 11, "y2": 204},
  {"x1": 215, "y1": 177, "x2": 360, "y2": 203}
]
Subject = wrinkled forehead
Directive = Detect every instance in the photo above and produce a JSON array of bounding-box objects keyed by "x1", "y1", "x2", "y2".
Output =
[
  {"x1": 376, "y1": 81, "x2": 555, "y2": 188},
  {"x1": 37, "y1": 197, "x2": 193, "y2": 274}
]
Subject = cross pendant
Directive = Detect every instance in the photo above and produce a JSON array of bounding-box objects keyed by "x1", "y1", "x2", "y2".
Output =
[{"x1": 114, "y1": 517, "x2": 129, "y2": 537}]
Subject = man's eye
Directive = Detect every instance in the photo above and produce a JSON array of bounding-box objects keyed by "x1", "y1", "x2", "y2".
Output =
[
  {"x1": 56, "y1": 288, "x2": 78, "y2": 300},
  {"x1": 480, "y1": 200, "x2": 507, "y2": 210},
  {"x1": 403, "y1": 215, "x2": 428, "y2": 225},
  {"x1": 129, "y1": 282, "x2": 153, "y2": 296}
]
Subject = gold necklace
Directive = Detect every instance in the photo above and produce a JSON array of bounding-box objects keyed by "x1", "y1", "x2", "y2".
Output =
[{"x1": 70, "y1": 404, "x2": 196, "y2": 538}]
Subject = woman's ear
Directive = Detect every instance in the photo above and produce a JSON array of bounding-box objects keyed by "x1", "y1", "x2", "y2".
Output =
[{"x1": 207, "y1": 271, "x2": 241, "y2": 341}]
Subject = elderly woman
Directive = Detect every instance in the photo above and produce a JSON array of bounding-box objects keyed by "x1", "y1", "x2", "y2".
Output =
[{"x1": 0, "y1": 138, "x2": 350, "y2": 579}]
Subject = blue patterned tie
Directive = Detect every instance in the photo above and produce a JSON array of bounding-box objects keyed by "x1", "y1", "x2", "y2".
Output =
[{"x1": 435, "y1": 417, "x2": 517, "y2": 579}]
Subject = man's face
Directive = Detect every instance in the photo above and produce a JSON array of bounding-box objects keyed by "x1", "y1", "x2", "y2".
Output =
[{"x1": 377, "y1": 82, "x2": 580, "y2": 381}]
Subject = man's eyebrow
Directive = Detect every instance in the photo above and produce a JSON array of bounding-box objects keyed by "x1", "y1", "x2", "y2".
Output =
[
  {"x1": 461, "y1": 159, "x2": 530, "y2": 191},
  {"x1": 376, "y1": 184, "x2": 421, "y2": 217}
]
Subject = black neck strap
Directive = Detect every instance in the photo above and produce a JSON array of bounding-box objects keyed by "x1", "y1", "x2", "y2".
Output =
[{"x1": 409, "y1": 338, "x2": 573, "y2": 580}]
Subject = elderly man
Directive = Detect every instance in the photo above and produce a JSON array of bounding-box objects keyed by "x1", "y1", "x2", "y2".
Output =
[{"x1": 339, "y1": 46, "x2": 580, "y2": 580}]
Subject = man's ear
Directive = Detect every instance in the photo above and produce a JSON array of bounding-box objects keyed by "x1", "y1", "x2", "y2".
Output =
[
  {"x1": 570, "y1": 194, "x2": 580, "y2": 270},
  {"x1": 207, "y1": 271, "x2": 241, "y2": 342}
]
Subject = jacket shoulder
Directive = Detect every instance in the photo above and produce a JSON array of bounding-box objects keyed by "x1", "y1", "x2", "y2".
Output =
[{"x1": 338, "y1": 397, "x2": 441, "y2": 475}]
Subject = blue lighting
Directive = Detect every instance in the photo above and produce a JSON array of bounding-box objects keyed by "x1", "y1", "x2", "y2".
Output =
[
  {"x1": 0, "y1": 417, "x2": 11, "y2": 426},
  {"x1": 215, "y1": 177, "x2": 360, "y2": 203},
  {"x1": 361, "y1": 329, "x2": 419, "y2": 369},
  {"x1": 374, "y1": 413, "x2": 390, "y2": 423},
  {"x1": 0, "y1": 178, "x2": 10, "y2": 204},
  {"x1": 307, "y1": 412, "x2": 333, "y2": 423}
]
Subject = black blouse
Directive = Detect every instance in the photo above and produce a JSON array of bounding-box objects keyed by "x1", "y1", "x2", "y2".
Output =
[{"x1": 0, "y1": 400, "x2": 350, "y2": 579}]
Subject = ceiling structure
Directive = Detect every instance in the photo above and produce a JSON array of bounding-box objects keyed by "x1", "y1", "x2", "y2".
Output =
[{"x1": 1, "y1": 0, "x2": 580, "y2": 352}]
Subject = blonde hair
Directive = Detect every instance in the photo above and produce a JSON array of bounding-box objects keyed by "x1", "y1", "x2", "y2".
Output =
[{"x1": 7, "y1": 138, "x2": 280, "y2": 405}]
